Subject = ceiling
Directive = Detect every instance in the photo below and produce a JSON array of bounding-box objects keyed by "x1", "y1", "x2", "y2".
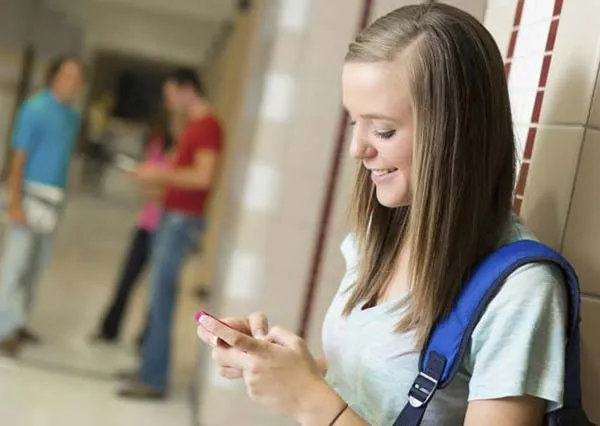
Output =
[
  {"x1": 43, "y1": 0, "x2": 237, "y2": 23},
  {"x1": 40, "y1": 0, "x2": 239, "y2": 64},
  {"x1": 92, "y1": 0, "x2": 237, "y2": 21}
]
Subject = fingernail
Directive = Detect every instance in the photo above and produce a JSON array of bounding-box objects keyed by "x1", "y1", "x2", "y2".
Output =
[
  {"x1": 200, "y1": 316, "x2": 213, "y2": 327},
  {"x1": 255, "y1": 329, "x2": 267, "y2": 338},
  {"x1": 210, "y1": 335, "x2": 219, "y2": 347}
]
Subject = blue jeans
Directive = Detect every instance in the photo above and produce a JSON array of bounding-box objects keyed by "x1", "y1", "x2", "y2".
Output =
[
  {"x1": 140, "y1": 212, "x2": 204, "y2": 391},
  {"x1": 0, "y1": 224, "x2": 53, "y2": 340}
]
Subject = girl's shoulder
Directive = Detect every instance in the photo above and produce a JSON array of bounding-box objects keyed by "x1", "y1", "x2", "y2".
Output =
[
  {"x1": 341, "y1": 233, "x2": 359, "y2": 271},
  {"x1": 335, "y1": 234, "x2": 360, "y2": 294},
  {"x1": 464, "y1": 218, "x2": 568, "y2": 410}
]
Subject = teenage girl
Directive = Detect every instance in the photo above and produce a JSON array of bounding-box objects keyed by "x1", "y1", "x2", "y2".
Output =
[{"x1": 197, "y1": 4, "x2": 567, "y2": 426}]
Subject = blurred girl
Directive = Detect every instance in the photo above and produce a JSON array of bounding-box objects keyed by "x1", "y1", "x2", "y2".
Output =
[{"x1": 93, "y1": 111, "x2": 178, "y2": 345}]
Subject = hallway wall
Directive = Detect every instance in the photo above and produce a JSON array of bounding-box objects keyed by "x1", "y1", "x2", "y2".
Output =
[
  {"x1": 198, "y1": 0, "x2": 271, "y2": 307},
  {"x1": 198, "y1": 0, "x2": 363, "y2": 424},
  {"x1": 485, "y1": 0, "x2": 600, "y2": 422}
]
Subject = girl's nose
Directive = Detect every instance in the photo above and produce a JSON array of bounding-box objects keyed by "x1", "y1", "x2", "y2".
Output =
[{"x1": 349, "y1": 133, "x2": 376, "y2": 160}]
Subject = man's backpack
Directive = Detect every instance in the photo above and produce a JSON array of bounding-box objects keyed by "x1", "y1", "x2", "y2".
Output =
[{"x1": 394, "y1": 239, "x2": 596, "y2": 426}]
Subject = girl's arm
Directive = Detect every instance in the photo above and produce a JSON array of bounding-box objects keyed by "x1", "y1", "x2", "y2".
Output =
[
  {"x1": 315, "y1": 357, "x2": 328, "y2": 376},
  {"x1": 464, "y1": 396, "x2": 545, "y2": 426},
  {"x1": 295, "y1": 382, "x2": 369, "y2": 426}
]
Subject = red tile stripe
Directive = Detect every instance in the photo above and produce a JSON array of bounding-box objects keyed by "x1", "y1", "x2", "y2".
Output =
[
  {"x1": 553, "y1": 0, "x2": 564, "y2": 16},
  {"x1": 507, "y1": 29, "x2": 519, "y2": 59},
  {"x1": 515, "y1": 162, "x2": 530, "y2": 196},
  {"x1": 511, "y1": 0, "x2": 563, "y2": 208},
  {"x1": 523, "y1": 127, "x2": 538, "y2": 159},
  {"x1": 514, "y1": 196, "x2": 524, "y2": 215},
  {"x1": 513, "y1": 0, "x2": 526, "y2": 27},
  {"x1": 531, "y1": 90, "x2": 545, "y2": 123},
  {"x1": 546, "y1": 19, "x2": 560, "y2": 51},
  {"x1": 298, "y1": 0, "x2": 374, "y2": 338},
  {"x1": 504, "y1": 62, "x2": 512, "y2": 78},
  {"x1": 538, "y1": 55, "x2": 552, "y2": 87}
]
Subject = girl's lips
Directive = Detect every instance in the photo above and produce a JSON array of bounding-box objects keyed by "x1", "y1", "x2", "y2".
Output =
[{"x1": 371, "y1": 168, "x2": 399, "y2": 183}]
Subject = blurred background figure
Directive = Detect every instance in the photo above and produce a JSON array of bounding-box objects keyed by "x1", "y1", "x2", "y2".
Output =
[
  {"x1": 119, "y1": 68, "x2": 223, "y2": 400},
  {"x1": 81, "y1": 91, "x2": 115, "y2": 195},
  {"x1": 0, "y1": 56, "x2": 84, "y2": 355},
  {"x1": 91, "y1": 109, "x2": 177, "y2": 348}
]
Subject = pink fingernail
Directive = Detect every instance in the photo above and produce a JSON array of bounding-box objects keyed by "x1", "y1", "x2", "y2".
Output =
[{"x1": 200, "y1": 315, "x2": 213, "y2": 327}]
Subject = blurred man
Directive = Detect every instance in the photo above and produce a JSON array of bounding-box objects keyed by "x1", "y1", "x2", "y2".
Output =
[
  {"x1": 0, "y1": 56, "x2": 84, "y2": 355},
  {"x1": 120, "y1": 68, "x2": 223, "y2": 399}
]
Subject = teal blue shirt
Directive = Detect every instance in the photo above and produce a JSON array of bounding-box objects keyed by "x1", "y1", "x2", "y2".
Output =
[{"x1": 12, "y1": 90, "x2": 80, "y2": 188}]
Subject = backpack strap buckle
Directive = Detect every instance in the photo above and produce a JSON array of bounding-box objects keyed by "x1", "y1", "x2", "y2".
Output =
[
  {"x1": 393, "y1": 352, "x2": 446, "y2": 426},
  {"x1": 408, "y1": 371, "x2": 439, "y2": 408}
]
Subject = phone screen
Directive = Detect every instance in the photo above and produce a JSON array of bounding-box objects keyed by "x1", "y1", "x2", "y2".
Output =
[
  {"x1": 114, "y1": 154, "x2": 137, "y2": 172},
  {"x1": 195, "y1": 311, "x2": 232, "y2": 329}
]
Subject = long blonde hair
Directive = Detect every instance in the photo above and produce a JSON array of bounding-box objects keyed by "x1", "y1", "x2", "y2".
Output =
[{"x1": 344, "y1": 4, "x2": 515, "y2": 348}]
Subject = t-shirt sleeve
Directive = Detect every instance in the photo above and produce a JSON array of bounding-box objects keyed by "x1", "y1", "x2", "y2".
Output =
[
  {"x1": 341, "y1": 233, "x2": 358, "y2": 271},
  {"x1": 12, "y1": 104, "x2": 40, "y2": 152},
  {"x1": 190, "y1": 117, "x2": 223, "y2": 153},
  {"x1": 465, "y1": 262, "x2": 568, "y2": 411},
  {"x1": 338, "y1": 234, "x2": 359, "y2": 293}
]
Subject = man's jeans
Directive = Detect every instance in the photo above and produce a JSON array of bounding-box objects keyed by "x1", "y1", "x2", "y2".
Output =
[
  {"x1": 140, "y1": 211, "x2": 204, "y2": 392},
  {"x1": 0, "y1": 224, "x2": 53, "y2": 340}
]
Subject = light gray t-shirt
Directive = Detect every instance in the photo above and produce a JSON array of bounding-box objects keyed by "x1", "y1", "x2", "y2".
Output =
[{"x1": 322, "y1": 221, "x2": 567, "y2": 426}]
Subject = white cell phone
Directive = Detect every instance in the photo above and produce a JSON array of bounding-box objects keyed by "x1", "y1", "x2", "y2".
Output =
[{"x1": 114, "y1": 154, "x2": 138, "y2": 172}]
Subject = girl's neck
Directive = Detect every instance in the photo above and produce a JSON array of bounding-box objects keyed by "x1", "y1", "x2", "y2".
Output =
[
  {"x1": 377, "y1": 244, "x2": 411, "y2": 304},
  {"x1": 189, "y1": 100, "x2": 210, "y2": 119}
]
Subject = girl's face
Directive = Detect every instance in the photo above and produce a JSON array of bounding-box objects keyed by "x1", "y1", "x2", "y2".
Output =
[{"x1": 342, "y1": 60, "x2": 414, "y2": 208}]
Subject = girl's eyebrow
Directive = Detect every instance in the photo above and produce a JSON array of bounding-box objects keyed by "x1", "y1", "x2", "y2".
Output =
[{"x1": 360, "y1": 113, "x2": 395, "y2": 120}]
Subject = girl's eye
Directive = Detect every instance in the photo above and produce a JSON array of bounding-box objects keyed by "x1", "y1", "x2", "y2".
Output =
[{"x1": 374, "y1": 129, "x2": 396, "y2": 139}]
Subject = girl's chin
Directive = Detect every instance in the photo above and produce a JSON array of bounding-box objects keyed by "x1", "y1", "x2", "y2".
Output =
[{"x1": 375, "y1": 191, "x2": 411, "y2": 209}]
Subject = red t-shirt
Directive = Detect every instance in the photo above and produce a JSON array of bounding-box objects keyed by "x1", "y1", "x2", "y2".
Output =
[{"x1": 164, "y1": 115, "x2": 223, "y2": 216}]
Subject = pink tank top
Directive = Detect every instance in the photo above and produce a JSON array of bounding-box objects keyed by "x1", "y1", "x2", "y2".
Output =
[{"x1": 137, "y1": 136, "x2": 169, "y2": 231}]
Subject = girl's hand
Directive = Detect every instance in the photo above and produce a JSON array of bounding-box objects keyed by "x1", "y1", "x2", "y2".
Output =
[
  {"x1": 199, "y1": 317, "x2": 345, "y2": 424},
  {"x1": 139, "y1": 186, "x2": 164, "y2": 202},
  {"x1": 133, "y1": 164, "x2": 165, "y2": 185},
  {"x1": 197, "y1": 313, "x2": 269, "y2": 379}
]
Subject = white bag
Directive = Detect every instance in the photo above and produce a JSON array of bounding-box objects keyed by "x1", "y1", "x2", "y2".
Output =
[{"x1": 22, "y1": 183, "x2": 64, "y2": 234}]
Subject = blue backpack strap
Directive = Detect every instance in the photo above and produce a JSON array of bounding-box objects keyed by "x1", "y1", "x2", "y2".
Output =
[{"x1": 394, "y1": 239, "x2": 581, "y2": 426}]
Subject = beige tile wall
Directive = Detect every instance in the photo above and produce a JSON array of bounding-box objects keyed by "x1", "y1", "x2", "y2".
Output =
[
  {"x1": 197, "y1": 1, "x2": 363, "y2": 424},
  {"x1": 196, "y1": 0, "x2": 271, "y2": 304},
  {"x1": 521, "y1": 126, "x2": 583, "y2": 248},
  {"x1": 564, "y1": 128, "x2": 600, "y2": 422},
  {"x1": 563, "y1": 130, "x2": 600, "y2": 295}
]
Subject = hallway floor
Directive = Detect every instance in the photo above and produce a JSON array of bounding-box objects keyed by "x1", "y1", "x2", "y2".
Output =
[
  {"x1": 0, "y1": 359, "x2": 190, "y2": 426},
  {"x1": 0, "y1": 174, "x2": 206, "y2": 425}
]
